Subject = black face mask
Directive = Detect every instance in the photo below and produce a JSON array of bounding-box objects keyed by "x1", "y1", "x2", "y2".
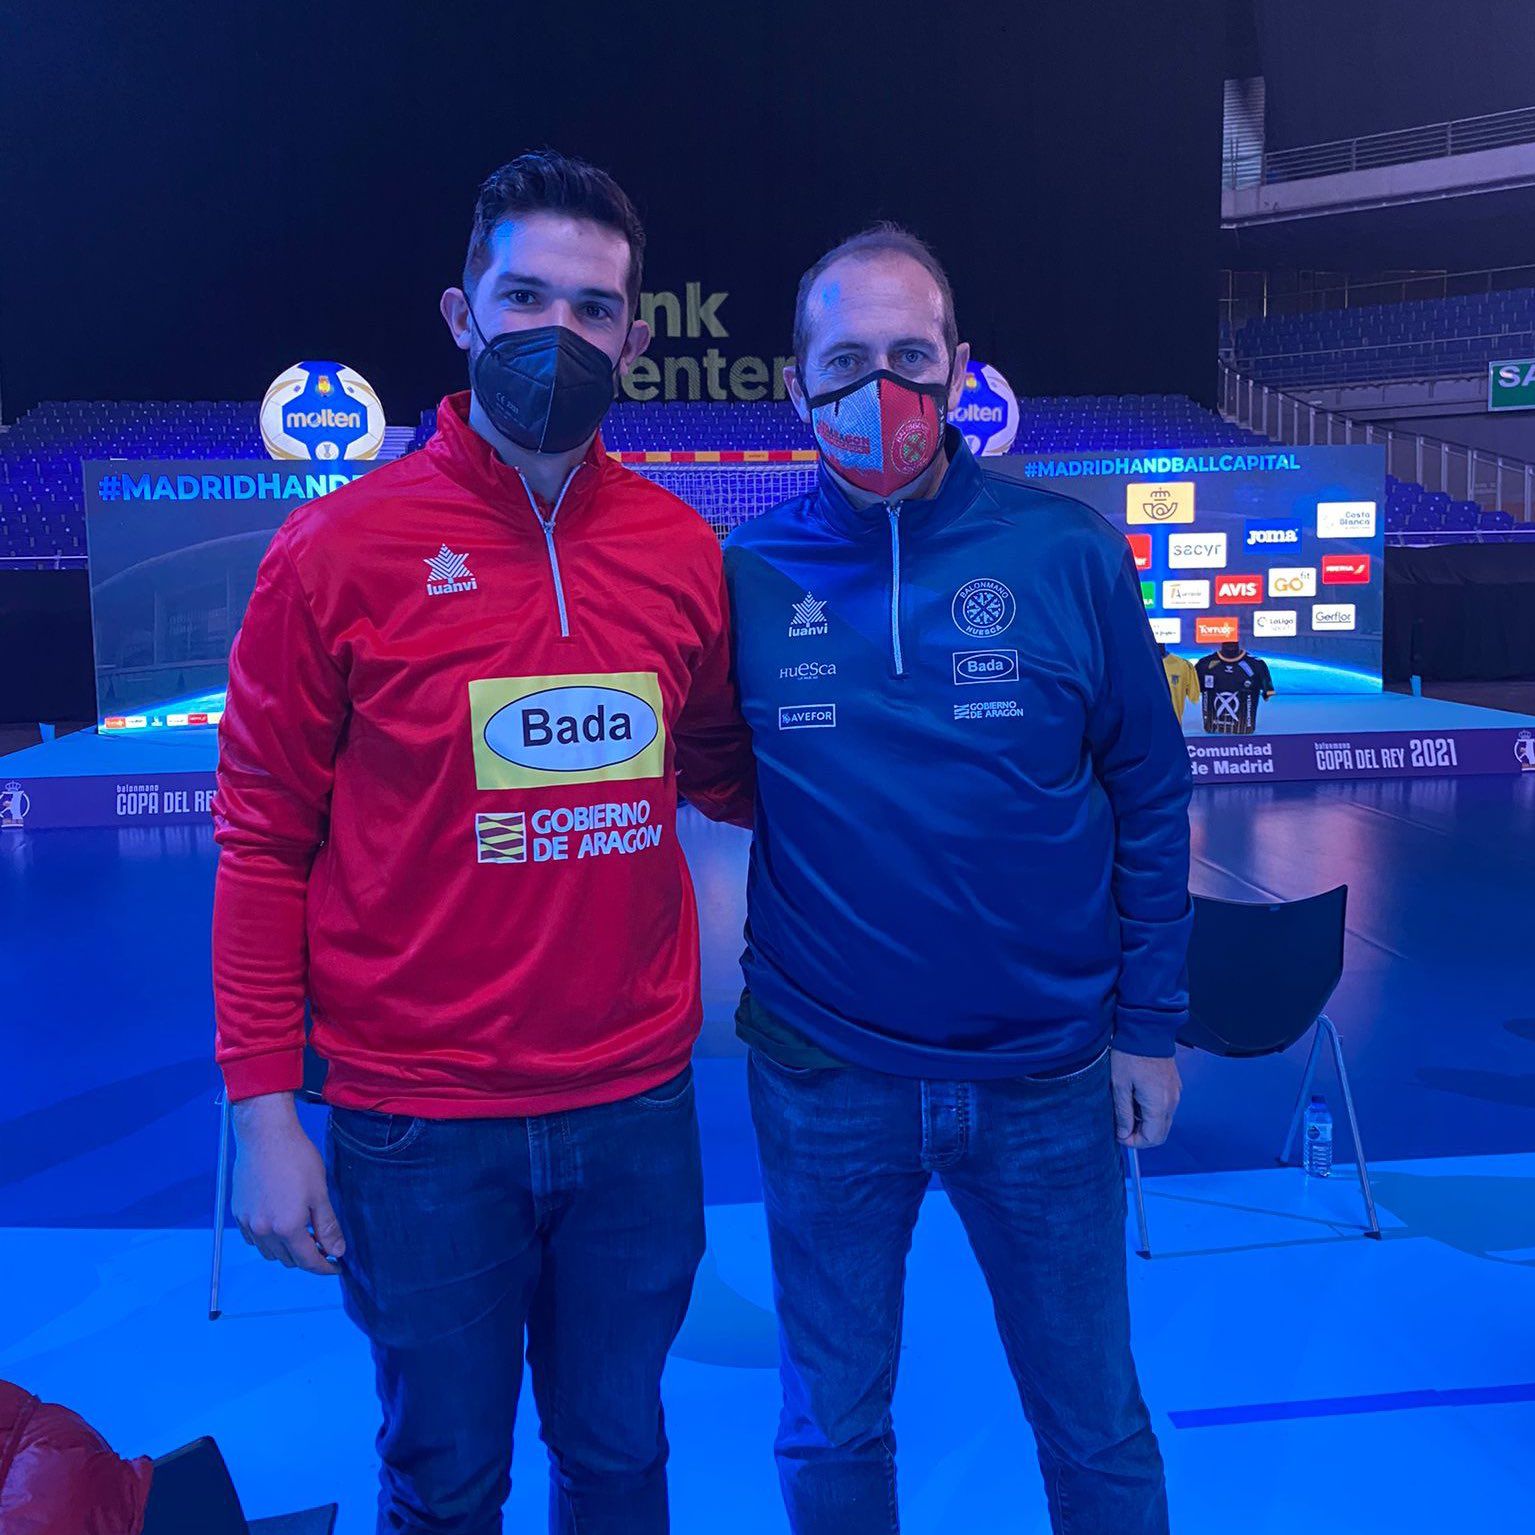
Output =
[
  {"x1": 1219, "y1": 641, "x2": 1244, "y2": 659},
  {"x1": 464, "y1": 300, "x2": 622, "y2": 454}
]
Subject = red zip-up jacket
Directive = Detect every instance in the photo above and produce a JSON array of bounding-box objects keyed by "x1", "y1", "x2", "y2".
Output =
[{"x1": 212, "y1": 392, "x2": 751, "y2": 1116}]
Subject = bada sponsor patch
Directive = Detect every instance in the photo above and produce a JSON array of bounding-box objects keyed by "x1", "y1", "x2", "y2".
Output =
[
  {"x1": 953, "y1": 649, "x2": 1020, "y2": 685},
  {"x1": 470, "y1": 672, "x2": 666, "y2": 789}
]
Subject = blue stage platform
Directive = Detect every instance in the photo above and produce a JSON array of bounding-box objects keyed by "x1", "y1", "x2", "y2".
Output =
[{"x1": 5, "y1": 689, "x2": 1534, "y2": 830}]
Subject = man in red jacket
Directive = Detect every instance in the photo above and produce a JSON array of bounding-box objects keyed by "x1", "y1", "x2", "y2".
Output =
[{"x1": 214, "y1": 151, "x2": 751, "y2": 1535}]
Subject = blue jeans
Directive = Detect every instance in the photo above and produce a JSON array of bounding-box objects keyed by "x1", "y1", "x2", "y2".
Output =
[
  {"x1": 747, "y1": 1049, "x2": 1167, "y2": 1535},
  {"x1": 325, "y1": 1067, "x2": 705, "y2": 1535}
]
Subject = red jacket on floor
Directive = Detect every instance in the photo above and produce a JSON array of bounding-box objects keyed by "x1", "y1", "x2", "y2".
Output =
[
  {"x1": 212, "y1": 393, "x2": 752, "y2": 1116},
  {"x1": 0, "y1": 1382, "x2": 151, "y2": 1535}
]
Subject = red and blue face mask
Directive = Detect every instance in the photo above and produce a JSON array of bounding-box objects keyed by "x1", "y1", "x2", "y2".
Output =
[{"x1": 807, "y1": 369, "x2": 949, "y2": 497}]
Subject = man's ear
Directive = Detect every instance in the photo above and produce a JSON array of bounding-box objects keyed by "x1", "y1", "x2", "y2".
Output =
[
  {"x1": 441, "y1": 287, "x2": 472, "y2": 353},
  {"x1": 946, "y1": 342, "x2": 972, "y2": 415},
  {"x1": 783, "y1": 361, "x2": 811, "y2": 425},
  {"x1": 618, "y1": 317, "x2": 652, "y2": 374}
]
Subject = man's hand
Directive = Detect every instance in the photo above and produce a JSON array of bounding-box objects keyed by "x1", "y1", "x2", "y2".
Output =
[
  {"x1": 231, "y1": 1092, "x2": 345, "y2": 1276},
  {"x1": 1110, "y1": 1050, "x2": 1182, "y2": 1149}
]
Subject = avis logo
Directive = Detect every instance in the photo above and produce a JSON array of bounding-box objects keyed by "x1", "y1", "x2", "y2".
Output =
[
  {"x1": 483, "y1": 685, "x2": 658, "y2": 771},
  {"x1": 1215, "y1": 573, "x2": 1264, "y2": 605},
  {"x1": 953, "y1": 649, "x2": 1020, "y2": 686}
]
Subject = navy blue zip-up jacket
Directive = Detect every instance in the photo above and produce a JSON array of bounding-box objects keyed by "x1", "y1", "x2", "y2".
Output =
[{"x1": 723, "y1": 431, "x2": 1193, "y2": 1078}]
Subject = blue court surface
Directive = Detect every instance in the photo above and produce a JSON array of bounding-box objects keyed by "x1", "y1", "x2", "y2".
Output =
[{"x1": 3, "y1": 776, "x2": 1533, "y2": 1530}]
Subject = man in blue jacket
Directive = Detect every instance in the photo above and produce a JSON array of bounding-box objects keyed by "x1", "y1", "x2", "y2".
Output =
[{"x1": 723, "y1": 224, "x2": 1192, "y2": 1534}]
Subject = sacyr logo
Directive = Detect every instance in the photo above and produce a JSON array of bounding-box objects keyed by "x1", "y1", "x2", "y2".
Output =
[
  {"x1": 469, "y1": 673, "x2": 666, "y2": 789},
  {"x1": 953, "y1": 649, "x2": 1020, "y2": 686},
  {"x1": 260, "y1": 361, "x2": 385, "y2": 461},
  {"x1": 1168, "y1": 532, "x2": 1227, "y2": 569}
]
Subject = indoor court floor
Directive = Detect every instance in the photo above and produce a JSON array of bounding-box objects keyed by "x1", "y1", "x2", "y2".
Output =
[{"x1": 2, "y1": 774, "x2": 1533, "y2": 1530}]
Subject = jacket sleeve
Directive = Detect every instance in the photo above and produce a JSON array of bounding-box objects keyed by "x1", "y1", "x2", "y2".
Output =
[
  {"x1": 211, "y1": 524, "x2": 349, "y2": 1100},
  {"x1": 1086, "y1": 548, "x2": 1194, "y2": 1057},
  {"x1": 673, "y1": 555, "x2": 755, "y2": 829}
]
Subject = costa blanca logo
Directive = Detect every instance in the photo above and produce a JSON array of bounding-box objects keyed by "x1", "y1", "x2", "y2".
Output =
[
  {"x1": 1316, "y1": 501, "x2": 1377, "y2": 538},
  {"x1": 425, "y1": 544, "x2": 477, "y2": 596},
  {"x1": 0, "y1": 780, "x2": 30, "y2": 828},
  {"x1": 952, "y1": 578, "x2": 1016, "y2": 638},
  {"x1": 469, "y1": 673, "x2": 666, "y2": 789},
  {"x1": 950, "y1": 361, "x2": 1019, "y2": 456},
  {"x1": 789, "y1": 593, "x2": 829, "y2": 639},
  {"x1": 1515, "y1": 732, "x2": 1535, "y2": 771},
  {"x1": 260, "y1": 360, "x2": 385, "y2": 461},
  {"x1": 953, "y1": 649, "x2": 1020, "y2": 685},
  {"x1": 1168, "y1": 533, "x2": 1227, "y2": 569}
]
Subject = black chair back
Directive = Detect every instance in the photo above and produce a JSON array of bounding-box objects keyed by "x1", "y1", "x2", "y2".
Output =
[{"x1": 1179, "y1": 886, "x2": 1347, "y2": 1058}]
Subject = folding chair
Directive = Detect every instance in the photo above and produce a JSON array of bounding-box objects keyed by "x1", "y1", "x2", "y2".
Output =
[
  {"x1": 209, "y1": 1039, "x2": 329, "y2": 1320},
  {"x1": 144, "y1": 1435, "x2": 337, "y2": 1534},
  {"x1": 1127, "y1": 885, "x2": 1381, "y2": 1258}
]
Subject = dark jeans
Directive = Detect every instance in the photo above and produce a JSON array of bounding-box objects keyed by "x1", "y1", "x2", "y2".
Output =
[
  {"x1": 325, "y1": 1067, "x2": 705, "y2": 1535},
  {"x1": 747, "y1": 1048, "x2": 1167, "y2": 1535}
]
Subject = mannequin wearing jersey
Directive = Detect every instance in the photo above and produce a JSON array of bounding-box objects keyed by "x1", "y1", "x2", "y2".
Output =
[{"x1": 1196, "y1": 640, "x2": 1275, "y2": 735}]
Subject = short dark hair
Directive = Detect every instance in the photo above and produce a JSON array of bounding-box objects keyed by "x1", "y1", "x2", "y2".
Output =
[
  {"x1": 463, "y1": 149, "x2": 646, "y2": 313},
  {"x1": 792, "y1": 222, "x2": 959, "y2": 363}
]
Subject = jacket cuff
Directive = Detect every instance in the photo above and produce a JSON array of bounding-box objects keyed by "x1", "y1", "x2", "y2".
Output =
[
  {"x1": 1111, "y1": 1009, "x2": 1184, "y2": 1059},
  {"x1": 220, "y1": 1046, "x2": 306, "y2": 1102}
]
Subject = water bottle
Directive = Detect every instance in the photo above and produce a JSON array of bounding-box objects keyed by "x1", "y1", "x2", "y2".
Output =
[{"x1": 1303, "y1": 1095, "x2": 1333, "y2": 1179}]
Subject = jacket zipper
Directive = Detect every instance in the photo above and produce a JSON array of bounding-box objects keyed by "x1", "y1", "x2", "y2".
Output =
[
  {"x1": 886, "y1": 503, "x2": 906, "y2": 676},
  {"x1": 517, "y1": 464, "x2": 582, "y2": 638}
]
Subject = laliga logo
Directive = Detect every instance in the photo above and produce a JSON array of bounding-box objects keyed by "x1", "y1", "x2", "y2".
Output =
[
  {"x1": 949, "y1": 361, "x2": 1018, "y2": 456},
  {"x1": 260, "y1": 360, "x2": 385, "y2": 461}
]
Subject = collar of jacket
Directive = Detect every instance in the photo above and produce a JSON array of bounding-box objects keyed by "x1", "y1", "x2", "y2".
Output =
[
  {"x1": 426, "y1": 390, "x2": 611, "y2": 530},
  {"x1": 810, "y1": 427, "x2": 982, "y2": 541}
]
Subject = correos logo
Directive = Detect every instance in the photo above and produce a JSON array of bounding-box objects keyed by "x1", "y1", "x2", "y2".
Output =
[
  {"x1": 260, "y1": 360, "x2": 385, "y2": 461},
  {"x1": 469, "y1": 673, "x2": 667, "y2": 789}
]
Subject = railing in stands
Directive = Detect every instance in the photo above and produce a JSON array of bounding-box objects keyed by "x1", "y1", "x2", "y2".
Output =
[
  {"x1": 1223, "y1": 103, "x2": 1535, "y2": 189},
  {"x1": 1220, "y1": 263, "x2": 1535, "y2": 331},
  {"x1": 1223, "y1": 330, "x2": 1535, "y2": 386},
  {"x1": 1218, "y1": 362, "x2": 1535, "y2": 522}
]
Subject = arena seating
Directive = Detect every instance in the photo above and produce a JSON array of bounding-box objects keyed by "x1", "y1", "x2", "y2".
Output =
[
  {"x1": 1229, "y1": 288, "x2": 1535, "y2": 387},
  {"x1": 5, "y1": 393, "x2": 1524, "y2": 560}
]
